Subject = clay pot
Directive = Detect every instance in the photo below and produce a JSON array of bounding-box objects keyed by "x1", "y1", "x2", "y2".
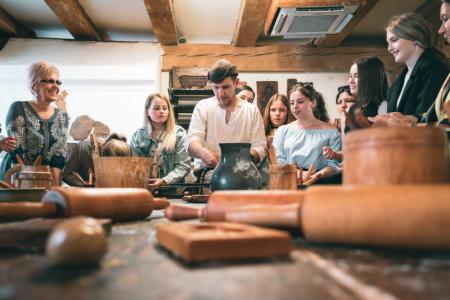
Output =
[
  {"x1": 269, "y1": 163, "x2": 297, "y2": 190},
  {"x1": 343, "y1": 127, "x2": 450, "y2": 185},
  {"x1": 210, "y1": 143, "x2": 262, "y2": 191}
]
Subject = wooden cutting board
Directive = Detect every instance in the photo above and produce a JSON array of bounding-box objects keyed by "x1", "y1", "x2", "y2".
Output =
[
  {"x1": 156, "y1": 222, "x2": 292, "y2": 262},
  {"x1": 0, "y1": 218, "x2": 112, "y2": 251}
]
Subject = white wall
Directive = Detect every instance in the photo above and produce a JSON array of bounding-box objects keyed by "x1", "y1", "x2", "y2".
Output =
[
  {"x1": 0, "y1": 38, "x2": 161, "y2": 140},
  {"x1": 162, "y1": 72, "x2": 349, "y2": 121}
]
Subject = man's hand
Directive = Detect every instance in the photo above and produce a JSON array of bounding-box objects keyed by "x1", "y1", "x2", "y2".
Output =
[
  {"x1": 201, "y1": 148, "x2": 219, "y2": 168},
  {"x1": 0, "y1": 137, "x2": 16, "y2": 152},
  {"x1": 188, "y1": 141, "x2": 219, "y2": 168},
  {"x1": 250, "y1": 149, "x2": 260, "y2": 164}
]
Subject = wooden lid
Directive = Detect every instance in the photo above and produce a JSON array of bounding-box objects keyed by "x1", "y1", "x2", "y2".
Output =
[{"x1": 344, "y1": 127, "x2": 448, "y2": 150}]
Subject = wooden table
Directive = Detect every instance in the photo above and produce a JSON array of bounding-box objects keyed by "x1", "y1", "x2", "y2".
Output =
[{"x1": 1, "y1": 205, "x2": 450, "y2": 300}]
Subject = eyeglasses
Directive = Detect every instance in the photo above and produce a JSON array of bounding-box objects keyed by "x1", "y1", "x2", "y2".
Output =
[{"x1": 40, "y1": 79, "x2": 62, "y2": 86}]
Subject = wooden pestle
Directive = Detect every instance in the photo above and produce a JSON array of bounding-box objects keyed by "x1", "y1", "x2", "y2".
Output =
[
  {"x1": 225, "y1": 185, "x2": 450, "y2": 249},
  {"x1": 0, "y1": 187, "x2": 170, "y2": 222},
  {"x1": 165, "y1": 190, "x2": 304, "y2": 221}
]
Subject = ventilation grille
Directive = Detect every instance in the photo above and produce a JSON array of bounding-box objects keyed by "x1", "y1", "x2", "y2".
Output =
[
  {"x1": 288, "y1": 15, "x2": 339, "y2": 33},
  {"x1": 269, "y1": 5, "x2": 359, "y2": 38}
]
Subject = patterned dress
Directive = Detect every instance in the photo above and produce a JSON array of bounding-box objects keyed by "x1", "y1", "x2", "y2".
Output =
[{"x1": 5, "y1": 101, "x2": 68, "y2": 169}]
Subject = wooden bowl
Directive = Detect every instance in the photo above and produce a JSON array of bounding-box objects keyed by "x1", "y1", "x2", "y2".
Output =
[{"x1": 343, "y1": 127, "x2": 450, "y2": 185}]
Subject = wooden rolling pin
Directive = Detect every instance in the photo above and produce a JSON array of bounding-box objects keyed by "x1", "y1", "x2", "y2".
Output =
[
  {"x1": 0, "y1": 187, "x2": 169, "y2": 222},
  {"x1": 225, "y1": 185, "x2": 450, "y2": 249},
  {"x1": 165, "y1": 190, "x2": 304, "y2": 221}
]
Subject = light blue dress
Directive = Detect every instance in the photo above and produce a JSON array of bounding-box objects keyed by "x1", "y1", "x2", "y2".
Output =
[{"x1": 272, "y1": 125, "x2": 341, "y2": 172}]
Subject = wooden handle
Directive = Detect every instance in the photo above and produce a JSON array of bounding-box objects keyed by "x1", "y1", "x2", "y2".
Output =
[
  {"x1": 43, "y1": 187, "x2": 155, "y2": 221},
  {"x1": 225, "y1": 203, "x2": 300, "y2": 228},
  {"x1": 4, "y1": 164, "x2": 22, "y2": 186},
  {"x1": 0, "y1": 202, "x2": 57, "y2": 222},
  {"x1": 268, "y1": 145, "x2": 277, "y2": 165},
  {"x1": 182, "y1": 194, "x2": 209, "y2": 203},
  {"x1": 0, "y1": 180, "x2": 13, "y2": 189},
  {"x1": 302, "y1": 184, "x2": 450, "y2": 249},
  {"x1": 164, "y1": 204, "x2": 205, "y2": 221},
  {"x1": 207, "y1": 190, "x2": 304, "y2": 221},
  {"x1": 153, "y1": 198, "x2": 170, "y2": 210},
  {"x1": 15, "y1": 154, "x2": 25, "y2": 166},
  {"x1": 33, "y1": 155, "x2": 43, "y2": 166}
]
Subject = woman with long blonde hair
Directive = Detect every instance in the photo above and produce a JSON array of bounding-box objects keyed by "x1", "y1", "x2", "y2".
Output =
[
  {"x1": 130, "y1": 93, "x2": 190, "y2": 188},
  {"x1": 263, "y1": 93, "x2": 294, "y2": 147}
]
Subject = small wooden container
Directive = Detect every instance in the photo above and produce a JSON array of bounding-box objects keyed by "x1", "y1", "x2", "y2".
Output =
[
  {"x1": 269, "y1": 163, "x2": 297, "y2": 190},
  {"x1": 93, "y1": 157, "x2": 152, "y2": 188},
  {"x1": 343, "y1": 127, "x2": 450, "y2": 185},
  {"x1": 7, "y1": 165, "x2": 52, "y2": 189}
]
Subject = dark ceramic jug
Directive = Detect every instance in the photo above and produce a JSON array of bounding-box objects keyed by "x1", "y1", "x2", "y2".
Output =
[{"x1": 210, "y1": 143, "x2": 262, "y2": 191}]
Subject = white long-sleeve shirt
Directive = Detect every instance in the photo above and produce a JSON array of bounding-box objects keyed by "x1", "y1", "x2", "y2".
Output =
[{"x1": 186, "y1": 97, "x2": 266, "y2": 167}]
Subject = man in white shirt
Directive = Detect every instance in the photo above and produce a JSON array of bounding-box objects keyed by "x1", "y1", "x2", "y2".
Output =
[{"x1": 186, "y1": 59, "x2": 266, "y2": 176}]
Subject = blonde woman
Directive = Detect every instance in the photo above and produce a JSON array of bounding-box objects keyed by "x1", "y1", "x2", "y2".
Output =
[
  {"x1": 1, "y1": 61, "x2": 68, "y2": 186},
  {"x1": 130, "y1": 93, "x2": 190, "y2": 188},
  {"x1": 263, "y1": 93, "x2": 294, "y2": 147}
]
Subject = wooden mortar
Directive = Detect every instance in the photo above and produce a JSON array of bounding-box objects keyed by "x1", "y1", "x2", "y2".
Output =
[
  {"x1": 269, "y1": 163, "x2": 297, "y2": 190},
  {"x1": 343, "y1": 127, "x2": 450, "y2": 185}
]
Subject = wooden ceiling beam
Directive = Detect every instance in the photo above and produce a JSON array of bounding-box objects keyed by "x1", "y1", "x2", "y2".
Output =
[
  {"x1": 314, "y1": 0, "x2": 380, "y2": 47},
  {"x1": 44, "y1": 0, "x2": 104, "y2": 41},
  {"x1": 143, "y1": 0, "x2": 178, "y2": 45},
  {"x1": 233, "y1": 0, "x2": 272, "y2": 47},
  {"x1": 162, "y1": 44, "x2": 402, "y2": 75},
  {"x1": 0, "y1": 6, "x2": 35, "y2": 37}
]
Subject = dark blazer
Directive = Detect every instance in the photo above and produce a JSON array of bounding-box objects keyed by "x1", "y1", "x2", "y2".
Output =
[{"x1": 387, "y1": 48, "x2": 449, "y2": 118}]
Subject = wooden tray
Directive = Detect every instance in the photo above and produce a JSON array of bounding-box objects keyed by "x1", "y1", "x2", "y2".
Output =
[{"x1": 156, "y1": 222, "x2": 292, "y2": 261}]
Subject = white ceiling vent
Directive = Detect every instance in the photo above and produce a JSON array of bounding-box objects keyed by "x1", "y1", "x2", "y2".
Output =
[{"x1": 269, "y1": 6, "x2": 358, "y2": 38}]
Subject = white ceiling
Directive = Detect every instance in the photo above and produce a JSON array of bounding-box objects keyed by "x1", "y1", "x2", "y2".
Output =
[
  {"x1": 173, "y1": 0, "x2": 241, "y2": 44},
  {"x1": 0, "y1": 0, "x2": 431, "y2": 44}
]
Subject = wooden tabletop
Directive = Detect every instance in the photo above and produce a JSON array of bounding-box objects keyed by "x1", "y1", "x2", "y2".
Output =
[{"x1": 1, "y1": 206, "x2": 450, "y2": 300}]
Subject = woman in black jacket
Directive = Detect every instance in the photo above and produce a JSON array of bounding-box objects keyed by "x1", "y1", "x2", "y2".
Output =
[{"x1": 386, "y1": 13, "x2": 449, "y2": 121}]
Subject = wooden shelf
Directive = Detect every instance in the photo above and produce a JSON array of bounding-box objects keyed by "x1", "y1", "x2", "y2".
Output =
[{"x1": 169, "y1": 88, "x2": 214, "y2": 129}]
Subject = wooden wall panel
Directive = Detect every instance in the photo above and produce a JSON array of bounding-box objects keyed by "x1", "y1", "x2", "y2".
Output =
[
  {"x1": 257, "y1": 81, "x2": 278, "y2": 116},
  {"x1": 162, "y1": 44, "x2": 401, "y2": 74}
]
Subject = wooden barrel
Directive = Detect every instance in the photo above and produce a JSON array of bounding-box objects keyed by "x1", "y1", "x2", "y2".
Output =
[
  {"x1": 343, "y1": 127, "x2": 450, "y2": 185},
  {"x1": 11, "y1": 165, "x2": 52, "y2": 189},
  {"x1": 269, "y1": 164, "x2": 297, "y2": 190},
  {"x1": 93, "y1": 157, "x2": 152, "y2": 188}
]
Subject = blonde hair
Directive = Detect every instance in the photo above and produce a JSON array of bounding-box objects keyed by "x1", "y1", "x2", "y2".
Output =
[
  {"x1": 28, "y1": 61, "x2": 60, "y2": 97},
  {"x1": 386, "y1": 13, "x2": 431, "y2": 49},
  {"x1": 143, "y1": 93, "x2": 177, "y2": 152},
  {"x1": 263, "y1": 94, "x2": 294, "y2": 136}
]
